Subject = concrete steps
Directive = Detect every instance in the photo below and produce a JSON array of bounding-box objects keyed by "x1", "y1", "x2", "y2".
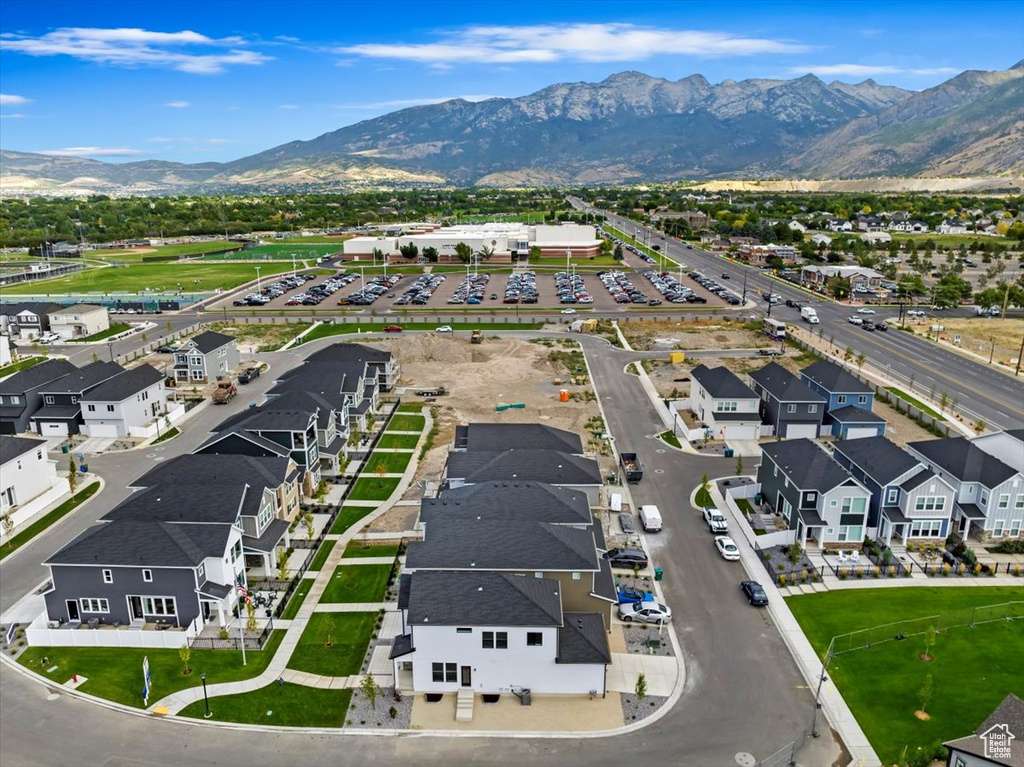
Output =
[{"x1": 455, "y1": 688, "x2": 474, "y2": 722}]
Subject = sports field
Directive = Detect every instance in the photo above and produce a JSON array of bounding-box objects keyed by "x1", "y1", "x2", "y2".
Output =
[{"x1": 198, "y1": 242, "x2": 342, "y2": 261}]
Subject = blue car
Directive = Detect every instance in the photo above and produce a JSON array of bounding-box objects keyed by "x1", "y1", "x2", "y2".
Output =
[{"x1": 617, "y1": 587, "x2": 655, "y2": 605}]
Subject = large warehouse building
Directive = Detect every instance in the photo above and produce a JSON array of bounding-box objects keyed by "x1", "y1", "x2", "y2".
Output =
[{"x1": 343, "y1": 222, "x2": 603, "y2": 263}]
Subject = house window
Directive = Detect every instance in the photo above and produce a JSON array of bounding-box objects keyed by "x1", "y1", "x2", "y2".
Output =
[
  {"x1": 432, "y1": 662, "x2": 457, "y2": 683},
  {"x1": 718, "y1": 401, "x2": 737, "y2": 412},
  {"x1": 10, "y1": 396, "x2": 19, "y2": 404},
  {"x1": 992, "y1": 521, "x2": 1005, "y2": 538},
  {"x1": 910, "y1": 520, "x2": 943, "y2": 537},
  {"x1": 44, "y1": 395, "x2": 54, "y2": 405},
  {"x1": 808, "y1": 404, "x2": 818, "y2": 414},
  {"x1": 142, "y1": 569, "x2": 153, "y2": 583},
  {"x1": 841, "y1": 497, "x2": 867, "y2": 515},
  {"x1": 786, "y1": 404, "x2": 797, "y2": 414},
  {"x1": 1015, "y1": 495, "x2": 1024, "y2": 510},
  {"x1": 80, "y1": 598, "x2": 109, "y2": 613},
  {"x1": 803, "y1": 491, "x2": 817, "y2": 507},
  {"x1": 456, "y1": 628, "x2": 472, "y2": 634},
  {"x1": 836, "y1": 395, "x2": 847, "y2": 405},
  {"x1": 914, "y1": 497, "x2": 946, "y2": 512},
  {"x1": 106, "y1": 405, "x2": 115, "y2": 412},
  {"x1": 997, "y1": 494, "x2": 1010, "y2": 510},
  {"x1": 836, "y1": 525, "x2": 863, "y2": 542},
  {"x1": 980, "y1": 490, "x2": 989, "y2": 505},
  {"x1": 37, "y1": 450, "x2": 43, "y2": 460},
  {"x1": 858, "y1": 395, "x2": 868, "y2": 404},
  {"x1": 87, "y1": 405, "x2": 96, "y2": 412},
  {"x1": 141, "y1": 597, "x2": 176, "y2": 616},
  {"x1": 572, "y1": 572, "x2": 581, "y2": 580},
  {"x1": 102, "y1": 569, "x2": 113, "y2": 584},
  {"x1": 886, "y1": 488, "x2": 898, "y2": 504},
  {"x1": 191, "y1": 370, "x2": 204, "y2": 381},
  {"x1": 482, "y1": 631, "x2": 508, "y2": 649},
  {"x1": 534, "y1": 571, "x2": 543, "y2": 579},
  {"x1": 527, "y1": 632, "x2": 544, "y2": 646},
  {"x1": 1010, "y1": 520, "x2": 1022, "y2": 537}
]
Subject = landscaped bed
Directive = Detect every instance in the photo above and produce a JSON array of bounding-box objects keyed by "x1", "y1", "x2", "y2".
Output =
[
  {"x1": 385, "y1": 415, "x2": 425, "y2": 432},
  {"x1": 67, "y1": 323, "x2": 131, "y2": 342},
  {"x1": 180, "y1": 682, "x2": 352, "y2": 726},
  {"x1": 319, "y1": 564, "x2": 392, "y2": 603},
  {"x1": 0, "y1": 356, "x2": 44, "y2": 378},
  {"x1": 347, "y1": 477, "x2": 401, "y2": 502},
  {"x1": 375, "y1": 433, "x2": 420, "y2": 450},
  {"x1": 756, "y1": 544, "x2": 820, "y2": 585},
  {"x1": 288, "y1": 613, "x2": 376, "y2": 677}
]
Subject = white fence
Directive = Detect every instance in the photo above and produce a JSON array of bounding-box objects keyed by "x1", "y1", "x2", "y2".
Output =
[
  {"x1": 25, "y1": 612, "x2": 199, "y2": 649},
  {"x1": 0, "y1": 481, "x2": 68, "y2": 543},
  {"x1": 724, "y1": 484, "x2": 796, "y2": 550},
  {"x1": 127, "y1": 402, "x2": 186, "y2": 439}
]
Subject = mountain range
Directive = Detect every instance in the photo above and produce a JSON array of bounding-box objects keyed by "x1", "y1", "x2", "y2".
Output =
[{"x1": 2, "y1": 63, "x2": 1021, "y2": 194}]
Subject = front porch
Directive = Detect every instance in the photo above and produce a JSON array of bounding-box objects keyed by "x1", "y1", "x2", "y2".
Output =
[{"x1": 242, "y1": 518, "x2": 292, "y2": 578}]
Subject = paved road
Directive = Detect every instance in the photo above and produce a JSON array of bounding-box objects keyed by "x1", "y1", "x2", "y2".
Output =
[{"x1": 574, "y1": 201, "x2": 1023, "y2": 431}]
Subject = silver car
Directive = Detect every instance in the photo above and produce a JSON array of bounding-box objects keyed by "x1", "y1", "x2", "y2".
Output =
[{"x1": 618, "y1": 601, "x2": 672, "y2": 625}]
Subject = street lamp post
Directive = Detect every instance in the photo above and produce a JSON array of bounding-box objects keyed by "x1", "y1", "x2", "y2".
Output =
[
  {"x1": 201, "y1": 672, "x2": 212, "y2": 718},
  {"x1": 254, "y1": 267, "x2": 262, "y2": 295},
  {"x1": 106, "y1": 341, "x2": 114, "y2": 362},
  {"x1": 741, "y1": 269, "x2": 749, "y2": 304}
]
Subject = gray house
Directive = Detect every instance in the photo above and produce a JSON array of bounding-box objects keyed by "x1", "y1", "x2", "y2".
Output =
[
  {"x1": 444, "y1": 449, "x2": 603, "y2": 504},
  {"x1": 303, "y1": 342, "x2": 400, "y2": 392},
  {"x1": 749, "y1": 362, "x2": 826, "y2": 440},
  {"x1": 273, "y1": 359, "x2": 379, "y2": 433},
  {"x1": 453, "y1": 423, "x2": 584, "y2": 453},
  {"x1": 0, "y1": 302, "x2": 60, "y2": 340},
  {"x1": 0, "y1": 358, "x2": 77, "y2": 435},
  {"x1": 172, "y1": 330, "x2": 238, "y2": 384},
  {"x1": 420, "y1": 482, "x2": 593, "y2": 529},
  {"x1": 31, "y1": 361, "x2": 123, "y2": 437},
  {"x1": 756, "y1": 439, "x2": 871, "y2": 548}
]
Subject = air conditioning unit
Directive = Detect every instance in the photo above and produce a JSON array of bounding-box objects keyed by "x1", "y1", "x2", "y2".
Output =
[{"x1": 47, "y1": 621, "x2": 60, "y2": 629}]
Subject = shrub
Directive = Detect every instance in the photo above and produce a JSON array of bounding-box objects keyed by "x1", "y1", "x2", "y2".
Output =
[
  {"x1": 962, "y1": 548, "x2": 977, "y2": 566},
  {"x1": 992, "y1": 539, "x2": 1024, "y2": 555},
  {"x1": 218, "y1": 628, "x2": 230, "y2": 640},
  {"x1": 763, "y1": 552, "x2": 772, "y2": 560},
  {"x1": 389, "y1": 706, "x2": 398, "y2": 719},
  {"x1": 872, "y1": 566, "x2": 880, "y2": 578},
  {"x1": 778, "y1": 574, "x2": 787, "y2": 586},
  {"x1": 973, "y1": 563, "x2": 982, "y2": 576},
  {"x1": 941, "y1": 563, "x2": 951, "y2": 576}
]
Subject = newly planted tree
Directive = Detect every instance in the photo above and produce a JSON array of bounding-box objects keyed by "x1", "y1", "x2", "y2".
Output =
[
  {"x1": 361, "y1": 672, "x2": 382, "y2": 710},
  {"x1": 178, "y1": 644, "x2": 191, "y2": 675},
  {"x1": 635, "y1": 672, "x2": 648, "y2": 701}
]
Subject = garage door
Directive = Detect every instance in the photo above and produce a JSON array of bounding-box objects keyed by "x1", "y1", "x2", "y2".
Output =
[
  {"x1": 785, "y1": 423, "x2": 819, "y2": 440},
  {"x1": 87, "y1": 423, "x2": 120, "y2": 438},
  {"x1": 723, "y1": 423, "x2": 758, "y2": 441},
  {"x1": 39, "y1": 421, "x2": 68, "y2": 437},
  {"x1": 846, "y1": 427, "x2": 879, "y2": 440}
]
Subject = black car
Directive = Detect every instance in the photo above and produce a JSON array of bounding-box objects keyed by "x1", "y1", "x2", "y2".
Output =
[
  {"x1": 874, "y1": 322, "x2": 889, "y2": 332},
  {"x1": 741, "y1": 580, "x2": 769, "y2": 606},
  {"x1": 604, "y1": 548, "x2": 648, "y2": 569}
]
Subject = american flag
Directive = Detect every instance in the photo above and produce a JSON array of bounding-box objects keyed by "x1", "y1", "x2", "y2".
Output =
[{"x1": 235, "y1": 577, "x2": 252, "y2": 605}]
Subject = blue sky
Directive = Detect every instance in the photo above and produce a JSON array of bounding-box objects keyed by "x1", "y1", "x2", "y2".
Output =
[{"x1": 1, "y1": 0, "x2": 1020, "y2": 164}]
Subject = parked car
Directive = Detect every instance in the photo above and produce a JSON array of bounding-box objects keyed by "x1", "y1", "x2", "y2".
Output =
[
  {"x1": 741, "y1": 580, "x2": 769, "y2": 606},
  {"x1": 703, "y1": 507, "x2": 729, "y2": 534},
  {"x1": 382, "y1": 325, "x2": 403, "y2": 333},
  {"x1": 560, "y1": 308, "x2": 577, "y2": 315},
  {"x1": 155, "y1": 344, "x2": 179, "y2": 354},
  {"x1": 856, "y1": 308, "x2": 876, "y2": 315},
  {"x1": 618, "y1": 601, "x2": 672, "y2": 625},
  {"x1": 874, "y1": 322, "x2": 889, "y2": 331},
  {"x1": 847, "y1": 316, "x2": 864, "y2": 325},
  {"x1": 37, "y1": 332, "x2": 61, "y2": 344},
  {"x1": 618, "y1": 513, "x2": 636, "y2": 535},
  {"x1": 435, "y1": 325, "x2": 453, "y2": 333},
  {"x1": 714, "y1": 536, "x2": 740, "y2": 561},
  {"x1": 616, "y1": 587, "x2": 655, "y2": 605},
  {"x1": 603, "y1": 548, "x2": 648, "y2": 569}
]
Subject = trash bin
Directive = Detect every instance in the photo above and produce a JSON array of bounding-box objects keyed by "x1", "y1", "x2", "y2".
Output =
[
  {"x1": 724, "y1": 447, "x2": 734, "y2": 458},
  {"x1": 79, "y1": 464, "x2": 89, "y2": 473},
  {"x1": 61, "y1": 444, "x2": 69, "y2": 454},
  {"x1": 754, "y1": 492, "x2": 763, "y2": 505},
  {"x1": 654, "y1": 567, "x2": 664, "y2": 581}
]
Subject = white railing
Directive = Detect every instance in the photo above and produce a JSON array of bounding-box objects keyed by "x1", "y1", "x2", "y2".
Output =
[{"x1": 25, "y1": 612, "x2": 201, "y2": 649}]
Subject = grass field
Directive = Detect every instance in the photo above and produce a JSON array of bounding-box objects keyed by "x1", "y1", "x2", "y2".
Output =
[
  {"x1": 906, "y1": 317, "x2": 1024, "y2": 367},
  {"x1": 320, "y1": 564, "x2": 392, "y2": 603},
  {"x1": 363, "y1": 451, "x2": 412, "y2": 474},
  {"x1": 788, "y1": 588, "x2": 1024, "y2": 764},
  {"x1": 293, "y1": 321, "x2": 541, "y2": 345},
  {"x1": 90, "y1": 241, "x2": 235, "y2": 262},
  {"x1": 280, "y1": 579, "x2": 315, "y2": 621},
  {"x1": 18, "y1": 630, "x2": 284, "y2": 708},
  {"x1": 0, "y1": 356, "x2": 44, "y2": 378},
  {"x1": 2, "y1": 262, "x2": 301, "y2": 295},
  {"x1": 884, "y1": 386, "x2": 944, "y2": 419},
  {"x1": 890, "y1": 233, "x2": 1012, "y2": 249},
  {"x1": 67, "y1": 323, "x2": 131, "y2": 342},
  {"x1": 658, "y1": 430, "x2": 682, "y2": 448},
  {"x1": 329, "y1": 506, "x2": 373, "y2": 535},
  {"x1": 375, "y1": 433, "x2": 420, "y2": 450},
  {"x1": 288, "y1": 613, "x2": 376, "y2": 677},
  {"x1": 386, "y1": 415, "x2": 425, "y2": 432},
  {"x1": 396, "y1": 403, "x2": 424, "y2": 413},
  {"x1": 307, "y1": 540, "x2": 335, "y2": 572},
  {"x1": 347, "y1": 477, "x2": 401, "y2": 501},
  {"x1": 150, "y1": 427, "x2": 180, "y2": 444},
  {"x1": 179, "y1": 682, "x2": 351, "y2": 726},
  {"x1": 1, "y1": 482, "x2": 100, "y2": 561},
  {"x1": 342, "y1": 542, "x2": 400, "y2": 559}
]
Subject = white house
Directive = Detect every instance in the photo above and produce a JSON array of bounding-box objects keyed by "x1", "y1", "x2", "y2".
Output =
[
  {"x1": 938, "y1": 219, "x2": 969, "y2": 235},
  {"x1": 688, "y1": 364, "x2": 762, "y2": 442},
  {"x1": 969, "y1": 429, "x2": 1024, "y2": 474},
  {"x1": 811, "y1": 234, "x2": 833, "y2": 246},
  {"x1": 0, "y1": 435, "x2": 59, "y2": 515},
  {"x1": 0, "y1": 335, "x2": 11, "y2": 367},
  {"x1": 47, "y1": 305, "x2": 110, "y2": 341},
  {"x1": 788, "y1": 220, "x2": 807, "y2": 233},
  {"x1": 860, "y1": 231, "x2": 892, "y2": 244},
  {"x1": 827, "y1": 219, "x2": 853, "y2": 232},
  {"x1": 80, "y1": 364, "x2": 169, "y2": 438}
]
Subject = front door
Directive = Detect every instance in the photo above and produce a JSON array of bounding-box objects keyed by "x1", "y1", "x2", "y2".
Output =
[
  {"x1": 66, "y1": 600, "x2": 80, "y2": 622},
  {"x1": 128, "y1": 596, "x2": 144, "y2": 621},
  {"x1": 460, "y1": 666, "x2": 472, "y2": 687}
]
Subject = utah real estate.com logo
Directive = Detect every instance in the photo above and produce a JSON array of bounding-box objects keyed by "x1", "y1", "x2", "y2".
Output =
[{"x1": 980, "y1": 722, "x2": 1016, "y2": 761}]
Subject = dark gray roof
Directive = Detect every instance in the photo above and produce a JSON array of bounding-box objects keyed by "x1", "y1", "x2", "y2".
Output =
[
  {"x1": 827, "y1": 405, "x2": 885, "y2": 423},
  {"x1": 45, "y1": 519, "x2": 229, "y2": 567},
  {"x1": 749, "y1": 362, "x2": 826, "y2": 404},
  {"x1": 304, "y1": 342, "x2": 391, "y2": 366},
  {"x1": 799, "y1": 509, "x2": 826, "y2": 527},
  {"x1": 38, "y1": 361, "x2": 123, "y2": 394},
  {"x1": 397, "y1": 573, "x2": 412, "y2": 610},
  {"x1": 389, "y1": 632, "x2": 414, "y2": 660},
  {"x1": 102, "y1": 484, "x2": 248, "y2": 525},
  {"x1": 956, "y1": 502, "x2": 987, "y2": 520},
  {"x1": 243, "y1": 519, "x2": 290, "y2": 552},
  {"x1": 213, "y1": 406, "x2": 316, "y2": 434},
  {"x1": 882, "y1": 506, "x2": 912, "y2": 524},
  {"x1": 275, "y1": 360, "x2": 367, "y2": 395},
  {"x1": 1006, "y1": 429, "x2": 1024, "y2": 442},
  {"x1": 0, "y1": 435, "x2": 46, "y2": 463},
  {"x1": 195, "y1": 430, "x2": 291, "y2": 457},
  {"x1": 259, "y1": 390, "x2": 334, "y2": 428},
  {"x1": 132, "y1": 453, "x2": 292, "y2": 492},
  {"x1": 690, "y1": 364, "x2": 758, "y2": 400},
  {"x1": 187, "y1": 330, "x2": 235, "y2": 354},
  {"x1": 944, "y1": 693, "x2": 1024, "y2": 766},
  {"x1": 421, "y1": 482, "x2": 592, "y2": 526},
  {"x1": 761, "y1": 439, "x2": 856, "y2": 492},
  {"x1": 833, "y1": 436, "x2": 921, "y2": 486},
  {"x1": 406, "y1": 571, "x2": 563, "y2": 627},
  {"x1": 196, "y1": 581, "x2": 232, "y2": 599},
  {"x1": 31, "y1": 405, "x2": 82, "y2": 421},
  {"x1": 909, "y1": 437, "x2": 1018, "y2": 487},
  {"x1": 800, "y1": 360, "x2": 873, "y2": 395},
  {"x1": 899, "y1": 468, "x2": 936, "y2": 491},
  {"x1": 81, "y1": 364, "x2": 163, "y2": 402},
  {"x1": 0, "y1": 302, "x2": 61, "y2": 318},
  {"x1": 0, "y1": 358, "x2": 76, "y2": 393},
  {"x1": 593, "y1": 558, "x2": 616, "y2": 603},
  {"x1": 406, "y1": 518, "x2": 599, "y2": 571},
  {"x1": 557, "y1": 613, "x2": 611, "y2": 664},
  {"x1": 267, "y1": 380, "x2": 351, "y2": 412},
  {"x1": 446, "y1": 449, "x2": 601, "y2": 486},
  {"x1": 456, "y1": 423, "x2": 584, "y2": 453}
]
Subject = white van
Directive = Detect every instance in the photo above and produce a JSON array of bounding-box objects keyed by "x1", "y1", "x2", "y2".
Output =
[{"x1": 639, "y1": 505, "x2": 663, "y2": 533}]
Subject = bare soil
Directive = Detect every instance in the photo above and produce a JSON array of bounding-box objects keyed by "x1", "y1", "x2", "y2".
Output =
[
  {"x1": 619, "y1": 318, "x2": 769, "y2": 352},
  {"x1": 905, "y1": 317, "x2": 1023, "y2": 366}
]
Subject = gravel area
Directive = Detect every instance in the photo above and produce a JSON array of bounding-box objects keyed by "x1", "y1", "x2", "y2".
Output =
[
  {"x1": 620, "y1": 692, "x2": 669, "y2": 723},
  {"x1": 345, "y1": 685, "x2": 413, "y2": 729},
  {"x1": 757, "y1": 544, "x2": 819, "y2": 581},
  {"x1": 620, "y1": 623, "x2": 675, "y2": 657}
]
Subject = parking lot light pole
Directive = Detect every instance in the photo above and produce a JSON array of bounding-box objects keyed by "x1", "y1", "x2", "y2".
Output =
[
  {"x1": 811, "y1": 651, "x2": 833, "y2": 737},
  {"x1": 255, "y1": 267, "x2": 262, "y2": 294}
]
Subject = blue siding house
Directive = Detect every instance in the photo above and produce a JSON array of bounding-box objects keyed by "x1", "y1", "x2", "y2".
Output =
[{"x1": 800, "y1": 361, "x2": 885, "y2": 440}]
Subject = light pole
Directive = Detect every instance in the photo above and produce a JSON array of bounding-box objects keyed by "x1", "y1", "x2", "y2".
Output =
[
  {"x1": 741, "y1": 269, "x2": 749, "y2": 305},
  {"x1": 106, "y1": 341, "x2": 114, "y2": 362},
  {"x1": 254, "y1": 267, "x2": 262, "y2": 294},
  {"x1": 201, "y1": 672, "x2": 212, "y2": 718}
]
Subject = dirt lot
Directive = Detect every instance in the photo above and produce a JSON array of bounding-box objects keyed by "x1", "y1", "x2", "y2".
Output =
[
  {"x1": 904, "y1": 317, "x2": 1023, "y2": 366},
  {"x1": 372, "y1": 335, "x2": 609, "y2": 495},
  {"x1": 205, "y1": 321, "x2": 312, "y2": 352},
  {"x1": 619, "y1": 318, "x2": 770, "y2": 352}
]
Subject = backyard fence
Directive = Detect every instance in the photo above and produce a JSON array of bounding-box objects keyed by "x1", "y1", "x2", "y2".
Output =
[{"x1": 189, "y1": 617, "x2": 274, "y2": 651}]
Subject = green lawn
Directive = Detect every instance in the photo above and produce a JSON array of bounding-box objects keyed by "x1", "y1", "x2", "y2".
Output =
[
  {"x1": 531, "y1": 254, "x2": 621, "y2": 267},
  {"x1": 307, "y1": 540, "x2": 335, "y2": 572},
  {"x1": 88, "y1": 241, "x2": 236, "y2": 262},
  {"x1": 1, "y1": 482, "x2": 100, "y2": 561},
  {"x1": 346, "y1": 477, "x2": 401, "y2": 501},
  {"x1": 363, "y1": 451, "x2": 412, "y2": 474},
  {"x1": 2, "y1": 262, "x2": 301, "y2": 295},
  {"x1": 179, "y1": 682, "x2": 351, "y2": 726},
  {"x1": 67, "y1": 323, "x2": 131, "y2": 342},
  {"x1": 375, "y1": 433, "x2": 420, "y2": 450},
  {"x1": 788, "y1": 588, "x2": 1024, "y2": 764},
  {"x1": 385, "y1": 415, "x2": 425, "y2": 432},
  {"x1": 288, "y1": 613, "x2": 376, "y2": 677},
  {"x1": 294, "y1": 321, "x2": 540, "y2": 345},
  {"x1": 18, "y1": 631, "x2": 284, "y2": 709},
  {"x1": 329, "y1": 506, "x2": 373, "y2": 535},
  {"x1": 658, "y1": 430, "x2": 682, "y2": 448},
  {"x1": 320, "y1": 564, "x2": 392, "y2": 603},
  {"x1": 884, "y1": 387, "x2": 944, "y2": 420},
  {"x1": 150, "y1": 426, "x2": 180, "y2": 444},
  {"x1": 694, "y1": 487, "x2": 713, "y2": 507},
  {"x1": 342, "y1": 542, "x2": 399, "y2": 559},
  {"x1": 0, "y1": 356, "x2": 44, "y2": 378},
  {"x1": 396, "y1": 402, "x2": 424, "y2": 413},
  {"x1": 280, "y1": 579, "x2": 315, "y2": 621}
]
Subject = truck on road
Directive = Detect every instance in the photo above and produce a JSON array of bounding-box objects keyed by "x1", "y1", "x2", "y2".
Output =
[
  {"x1": 619, "y1": 452, "x2": 644, "y2": 483},
  {"x1": 800, "y1": 306, "x2": 820, "y2": 324},
  {"x1": 212, "y1": 380, "x2": 238, "y2": 404}
]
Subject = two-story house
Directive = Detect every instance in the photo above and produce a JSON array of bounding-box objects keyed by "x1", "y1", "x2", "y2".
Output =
[
  {"x1": 907, "y1": 437, "x2": 1023, "y2": 542},
  {"x1": 80, "y1": 364, "x2": 167, "y2": 438},
  {"x1": 0, "y1": 435, "x2": 58, "y2": 515},
  {"x1": 970, "y1": 429, "x2": 1024, "y2": 474},
  {"x1": 171, "y1": 330, "x2": 238, "y2": 384},
  {"x1": 47, "y1": 304, "x2": 109, "y2": 341},
  {"x1": 0, "y1": 358, "x2": 77, "y2": 434},
  {"x1": 303, "y1": 342, "x2": 400, "y2": 392},
  {"x1": 832, "y1": 436, "x2": 957, "y2": 546},
  {"x1": 688, "y1": 364, "x2": 762, "y2": 442},
  {"x1": 749, "y1": 362, "x2": 826, "y2": 440},
  {"x1": 274, "y1": 359, "x2": 378, "y2": 435},
  {"x1": 453, "y1": 423, "x2": 584, "y2": 453},
  {"x1": 757, "y1": 439, "x2": 872, "y2": 548},
  {"x1": 444, "y1": 450, "x2": 603, "y2": 505},
  {"x1": 799, "y1": 360, "x2": 886, "y2": 440},
  {"x1": 31, "y1": 361, "x2": 123, "y2": 436},
  {"x1": 0, "y1": 302, "x2": 60, "y2": 340},
  {"x1": 264, "y1": 384, "x2": 352, "y2": 473}
]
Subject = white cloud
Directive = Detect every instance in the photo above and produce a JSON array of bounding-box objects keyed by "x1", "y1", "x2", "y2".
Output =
[
  {"x1": 0, "y1": 93, "x2": 31, "y2": 105},
  {"x1": 164, "y1": 100, "x2": 191, "y2": 108},
  {"x1": 279, "y1": 104, "x2": 299, "y2": 109},
  {"x1": 0, "y1": 27, "x2": 272, "y2": 74},
  {"x1": 336, "y1": 94, "x2": 499, "y2": 110},
  {"x1": 0, "y1": 113, "x2": 25, "y2": 119},
  {"x1": 337, "y1": 22, "x2": 811, "y2": 65},
  {"x1": 275, "y1": 35, "x2": 300, "y2": 43},
  {"x1": 39, "y1": 146, "x2": 146, "y2": 157},
  {"x1": 205, "y1": 138, "x2": 238, "y2": 144},
  {"x1": 789, "y1": 64, "x2": 960, "y2": 78}
]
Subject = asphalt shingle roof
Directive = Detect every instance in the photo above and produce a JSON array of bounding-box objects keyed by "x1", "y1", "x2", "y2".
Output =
[
  {"x1": 899, "y1": 468, "x2": 936, "y2": 491},
  {"x1": 445, "y1": 449, "x2": 601, "y2": 486},
  {"x1": 38, "y1": 361, "x2": 122, "y2": 394},
  {"x1": 46, "y1": 519, "x2": 229, "y2": 567},
  {"x1": 80, "y1": 364, "x2": 163, "y2": 402},
  {"x1": 0, "y1": 358, "x2": 76, "y2": 393},
  {"x1": 0, "y1": 302, "x2": 61, "y2": 319},
  {"x1": 213, "y1": 407, "x2": 315, "y2": 434},
  {"x1": 749, "y1": 362, "x2": 826, "y2": 404},
  {"x1": 421, "y1": 482, "x2": 592, "y2": 526},
  {"x1": 827, "y1": 405, "x2": 885, "y2": 423},
  {"x1": 909, "y1": 437, "x2": 1018, "y2": 488},
  {"x1": 557, "y1": 613, "x2": 612, "y2": 664},
  {"x1": 132, "y1": 453, "x2": 292, "y2": 494},
  {"x1": 833, "y1": 436, "x2": 924, "y2": 486},
  {"x1": 761, "y1": 439, "x2": 856, "y2": 492},
  {"x1": 102, "y1": 484, "x2": 248, "y2": 525},
  {"x1": 31, "y1": 406, "x2": 82, "y2": 420},
  {"x1": 800, "y1": 360, "x2": 874, "y2": 395},
  {"x1": 944, "y1": 693, "x2": 1024, "y2": 767},
  {"x1": 195, "y1": 430, "x2": 292, "y2": 457},
  {"x1": 187, "y1": 330, "x2": 235, "y2": 354},
  {"x1": 457, "y1": 423, "x2": 584, "y2": 453},
  {"x1": 304, "y1": 343, "x2": 391, "y2": 366},
  {"x1": 0, "y1": 435, "x2": 46, "y2": 463},
  {"x1": 406, "y1": 571, "x2": 563, "y2": 627},
  {"x1": 690, "y1": 364, "x2": 758, "y2": 400},
  {"x1": 273, "y1": 360, "x2": 366, "y2": 395}
]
